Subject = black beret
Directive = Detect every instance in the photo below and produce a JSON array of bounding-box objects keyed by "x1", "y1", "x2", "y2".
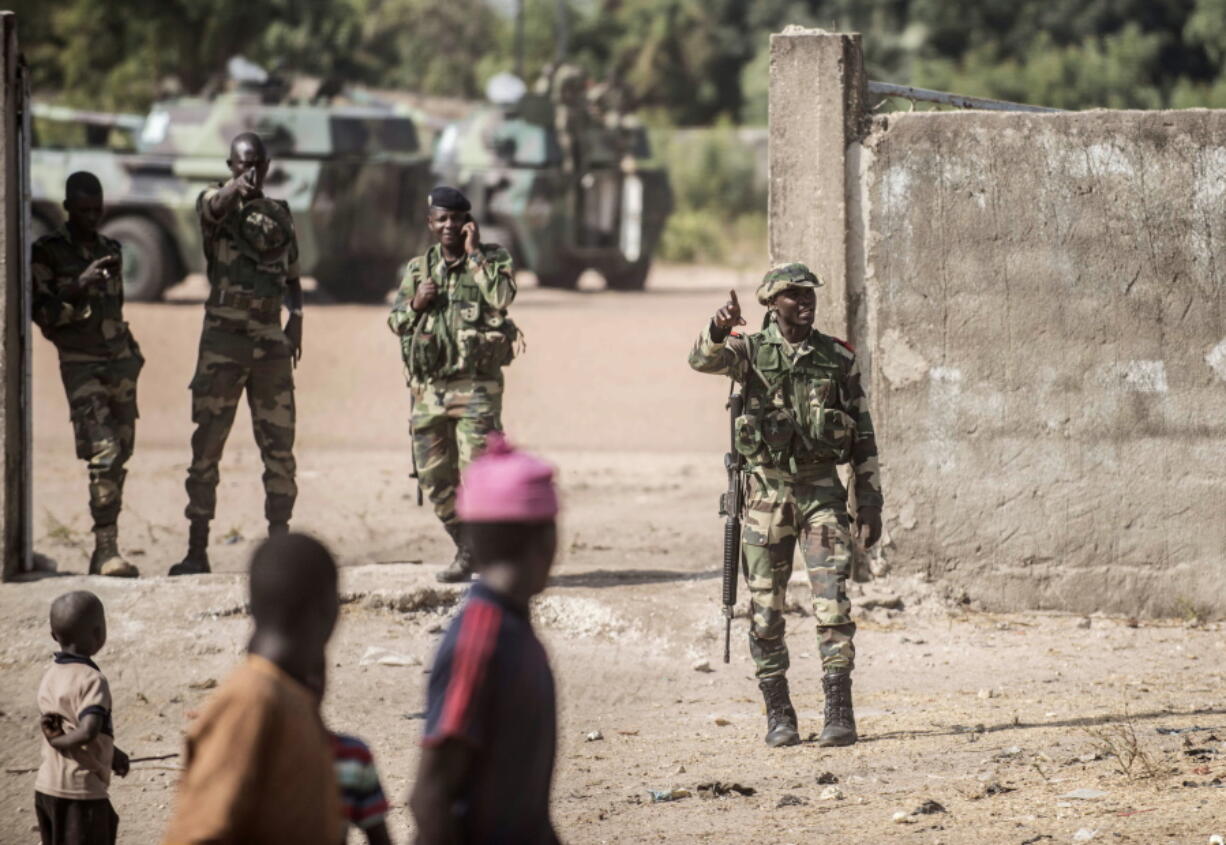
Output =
[{"x1": 427, "y1": 186, "x2": 471, "y2": 212}]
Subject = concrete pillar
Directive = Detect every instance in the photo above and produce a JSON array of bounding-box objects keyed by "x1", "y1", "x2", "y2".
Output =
[
  {"x1": 767, "y1": 28, "x2": 865, "y2": 339},
  {"x1": 0, "y1": 11, "x2": 29, "y2": 580}
]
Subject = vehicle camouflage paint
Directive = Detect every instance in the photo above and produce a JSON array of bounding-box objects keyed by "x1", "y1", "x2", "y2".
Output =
[
  {"x1": 432, "y1": 71, "x2": 672, "y2": 290},
  {"x1": 31, "y1": 88, "x2": 435, "y2": 302}
]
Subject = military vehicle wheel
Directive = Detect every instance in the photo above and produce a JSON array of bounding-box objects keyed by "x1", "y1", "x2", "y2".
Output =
[
  {"x1": 534, "y1": 259, "x2": 584, "y2": 290},
  {"x1": 604, "y1": 258, "x2": 652, "y2": 291},
  {"x1": 101, "y1": 217, "x2": 170, "y2": 302}
]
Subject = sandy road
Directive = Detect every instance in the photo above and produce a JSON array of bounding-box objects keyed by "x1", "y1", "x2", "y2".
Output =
[{"x1": 3, "y1": 265, "x2": 1224, "y2": 843}]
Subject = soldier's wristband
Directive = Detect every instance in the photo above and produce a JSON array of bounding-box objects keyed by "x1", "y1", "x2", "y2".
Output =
[{"x1": 289, "y1": 308, "x2": 303, "y2": 317}]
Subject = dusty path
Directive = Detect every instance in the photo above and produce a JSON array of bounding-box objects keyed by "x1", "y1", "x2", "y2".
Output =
[{"x1": 3, "y1": 266, "x2": 1223, "y2": 843}]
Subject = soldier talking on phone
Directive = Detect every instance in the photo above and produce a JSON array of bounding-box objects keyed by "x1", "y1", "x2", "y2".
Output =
[{"x1": 388, "y1": 187, "x2": 521, "y2": 582}]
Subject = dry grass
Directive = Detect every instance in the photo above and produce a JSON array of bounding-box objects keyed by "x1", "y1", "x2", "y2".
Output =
[{"x1": 1082, "y1": 705, "x2": 1172, "y2": 781}]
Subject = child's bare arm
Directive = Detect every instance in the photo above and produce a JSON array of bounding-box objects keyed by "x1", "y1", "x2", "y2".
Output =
[
  {"x1": 408, "y1": 740, "x2": 472, "y2": 845},
  {"x1": 111, "y1": 746, "x2": 130, "y2": 776},
  {"x1": 41, "y1": 712, "x2": 103, "y2": 750}
]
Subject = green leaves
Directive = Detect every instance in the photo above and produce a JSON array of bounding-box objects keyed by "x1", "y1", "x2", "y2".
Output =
[{"x1": 22, "y1": 0, "x2": 1226, "y2": 118}]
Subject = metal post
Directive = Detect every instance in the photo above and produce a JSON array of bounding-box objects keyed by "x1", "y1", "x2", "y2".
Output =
[
  {"x1": 867, "y1": 80, "x2": 1063, "y2": 113},
  {"x1": 514, "y1": 0, "x2": 525, "y2": 80},
  {"x1": 554, "y1": 0, "x2": 570, "y2": 63}
]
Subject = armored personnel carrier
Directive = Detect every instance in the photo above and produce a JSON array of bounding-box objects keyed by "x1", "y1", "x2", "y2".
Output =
[
  {"x1": 31, "y1": 72, "x2": 434, "y2": 302},
  {"x1": 432, "y1": 71, "x2": 672, "y2": 290}
]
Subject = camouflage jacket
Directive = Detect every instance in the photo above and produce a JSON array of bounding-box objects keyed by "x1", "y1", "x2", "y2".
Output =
[
  {"x1": 197, "y1": 185, "x2": 299, "y2": 299},
  {"x1": 388, "y1": 243, "x2": 518, "y2": 384},
  {"x1": 31, "y1": 225, "x2": 135, "y2": 362},
  {"x1": 689, "y1": 320, "x2": 883, "y2": 508}
]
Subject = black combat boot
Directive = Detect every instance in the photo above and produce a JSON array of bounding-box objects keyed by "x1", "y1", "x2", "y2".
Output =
[
  {"x1": 268, "y1": 521, "x2": 289, "y2": 538},
  {"x1": 436, "y1": 523, "x2": 473, "y2": 584},
  {"x1": 758, "y1": 676, "x2": 801, "y2": 747},
  {"x1": 816, "y1": 670, "x2": 857, "y2": 747},
  {"x1": 89, "y1": 523, "x2": 139, "y2": 578},
  {"x1": 169, "y1": 520, "x2": 211, "y2": 576}
]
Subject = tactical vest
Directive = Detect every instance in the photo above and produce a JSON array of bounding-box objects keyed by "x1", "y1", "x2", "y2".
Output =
[
  {"x1": 404, "y1": 248, "x2": 519, "y2": 383},
  {"x1": 733, "y1": 328, "x2": 856, "y2": 472}
]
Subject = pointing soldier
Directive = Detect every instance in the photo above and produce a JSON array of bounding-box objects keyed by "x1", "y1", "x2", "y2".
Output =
[
  {"x1": 388, "y1": 187, "x2": 519, "y2": 582},
  {"x1": 689, "y1": 264, "x2": 883, "y2": 748},
  {"x1": 31, "y1": 172, "x2": 143, "y2": 577},
  {"x1": 170, "y1": 132, "x2": 304, "y2": 575}
]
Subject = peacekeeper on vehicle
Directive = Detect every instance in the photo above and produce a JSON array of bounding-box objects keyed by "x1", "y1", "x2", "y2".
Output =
[
  {"x1": 171, "y1": 131, "x2": 304, "y2": 576},
  {"x1": 31, "y1": 172, "x2": 143, "y2": 578},
  {"x1": 689, "y1": 263, "x2": 884, "y2": 748},
  {"x1": 388, "y1": 186, "x2": 519, "y2": 583}
]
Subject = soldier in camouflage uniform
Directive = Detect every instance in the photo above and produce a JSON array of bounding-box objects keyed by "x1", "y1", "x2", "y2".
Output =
[
  {"x1": 689, "y1": 264, "x2": 883, "y2": 748},
  {"x1": 31, "y1": 172, "x2": 143, "y2": 578},
  {"x1": 388, "y1": 186, "x2": 519, "y2": 583},
  {"x1": 170, "y1": 132, "x2": 304, "y2": 575}
]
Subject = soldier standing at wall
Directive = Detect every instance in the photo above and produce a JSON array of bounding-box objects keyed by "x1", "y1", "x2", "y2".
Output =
[
  {"x1": 689, "y1": 264, "x2": 883, "y2": 748},
  {"x1": 388, "y1": 187, "x2": 519, "y2": 583},
  {"x1": 32, "y1": 172, "x2": 143, "y2": 578},
  {"x1": 170, "y1": 132, "x2": 304, "y2": 575}
]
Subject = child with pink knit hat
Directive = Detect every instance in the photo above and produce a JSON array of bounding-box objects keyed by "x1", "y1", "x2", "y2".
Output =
[{"x1": 409, "y1": 433, "x2": 561, "y2": 845}]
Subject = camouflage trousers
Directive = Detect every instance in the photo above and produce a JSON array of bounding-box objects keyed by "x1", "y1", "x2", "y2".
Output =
[
  {"x1": 185, "y1": 310, "x2": 296, "y2": 524},
  {"x1": 411, "y1": 377, "x2": 503, "y2": 526},
  {"x1": 741, "y1": 465, "x2": 856, "y2": 677},
  {"x1": 58, "y1": 350, "x2": 143, "y2": 527}
]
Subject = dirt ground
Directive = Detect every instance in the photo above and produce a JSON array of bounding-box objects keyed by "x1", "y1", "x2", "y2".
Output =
[{"x1": 2, "y1": 265, "x2": 1223, "y2": 844}]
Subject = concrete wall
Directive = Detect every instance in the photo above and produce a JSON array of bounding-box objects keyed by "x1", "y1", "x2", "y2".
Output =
[
  {"x1": 768, "y1": 29, "x2": 865, "y2": 330},
  {"x1": 771, "y1": 31, "x2": 1226, "y2": 617}
]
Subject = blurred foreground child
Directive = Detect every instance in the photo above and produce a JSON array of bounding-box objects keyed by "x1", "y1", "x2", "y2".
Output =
[
  {"x1": 410, "y1": 433, "x2": 561, "y2": 844},
  {"x1": 36, "y1": 590, "x2": 130, "y2": 845},
  {"x1": 332, "y1": 731, "x2": 392, "y2": 845},
  {"x1": 162, "y1": 534, "x2": 341, "y2": 844}
]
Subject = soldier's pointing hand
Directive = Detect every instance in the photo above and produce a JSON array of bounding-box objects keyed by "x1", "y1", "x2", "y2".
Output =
[
  {"x1": 412, "y1": 280, "x2": 439, "y2": 312},
  {"x1": 714, "y1": 289, "x2": 746, "y2": 330},
  {"x1": 79, "y1": 254, "x2": 120, "y2": 287},
  {"x1": 233, "y1": 167, "x2": 261, "y2": 199}
]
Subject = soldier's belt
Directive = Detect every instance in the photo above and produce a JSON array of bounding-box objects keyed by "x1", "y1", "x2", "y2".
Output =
[
  {"x1": 207, "y1": 288, "x2": 283, "y2": 320},
  {"x1": 751, "y1": 462, "x2": 840, "y2": 483}
]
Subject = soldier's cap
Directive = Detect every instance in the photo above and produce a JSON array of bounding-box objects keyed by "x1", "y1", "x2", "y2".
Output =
[
  {"x1": 756, "y1": 262, "x2": 823, "y2": 305},
  {"x1": 427, "y1": 186, "x2": 471, "y2": 213},
  {"x1": 456, "y1": 432, "x2": 559, "y2": 523}
]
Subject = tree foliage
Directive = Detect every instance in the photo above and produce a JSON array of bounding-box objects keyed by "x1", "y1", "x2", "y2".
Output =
[{"x1": 18, "y1": 0, "x2": 1226, "y2": 121}]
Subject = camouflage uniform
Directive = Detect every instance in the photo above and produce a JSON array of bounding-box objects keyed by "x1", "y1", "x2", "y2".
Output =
[
  {"x1": 184, "y1": 185, "x2": 299, "y2": 525},
  {"x1": 388, "y1": 243, "x2": 518, "y2": 528},
  {"x1": 688, "y1": 279, "x2": 883, "y2": 679},
  {"x1": 32, "y1": 226, "x2": 144, "y2": 530}
]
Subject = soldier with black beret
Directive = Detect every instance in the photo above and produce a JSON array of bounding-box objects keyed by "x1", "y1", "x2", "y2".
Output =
[{"x1": 388, "y1": 186, "x2": 521, "y2": 582}]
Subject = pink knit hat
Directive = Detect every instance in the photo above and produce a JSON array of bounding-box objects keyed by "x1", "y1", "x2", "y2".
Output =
[{"x1": 456, "y1": 433, "x2": 559, "y2": 523}]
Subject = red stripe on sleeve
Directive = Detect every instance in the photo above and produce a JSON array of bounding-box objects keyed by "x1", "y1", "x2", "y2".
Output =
[{"x1": 437, "y1": 601, "x2": 501, "y2": 739}]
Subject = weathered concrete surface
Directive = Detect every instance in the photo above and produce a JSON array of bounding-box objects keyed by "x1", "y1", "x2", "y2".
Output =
[
  {"x1": 862, "y1": 109, "x2": 1226, "y2": 617},
  {"x1": 768, "y1": 28, "x2": 864, "y2": 333}
]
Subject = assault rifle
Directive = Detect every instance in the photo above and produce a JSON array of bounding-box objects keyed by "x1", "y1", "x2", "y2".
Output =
[{"x1": 719, "y1": 392, "x2": 746, "y2": 663}]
